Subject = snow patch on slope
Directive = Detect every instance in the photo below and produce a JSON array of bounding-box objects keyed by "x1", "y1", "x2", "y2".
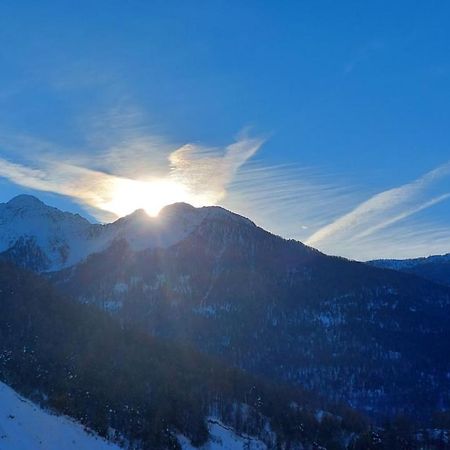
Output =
[
  {"x1": 0, "y1": 381, "x2": 121, "y2": 450},
  {"x1": 179, "y1": 418, "x2": 267, "y2": 450}
]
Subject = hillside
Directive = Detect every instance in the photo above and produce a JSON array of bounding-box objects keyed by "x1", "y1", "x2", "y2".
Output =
[
  {"x1": 0, "y1": 261, "x2": 374, "y2": 450},
  {"x1": 0, "y1": 381, "x2": 121, "y2": 450},
  {"x1": 47, "y1": 203, "x2": 450, "y2": 420},
  {"x1": 0, "y1": 380, "x2": 271, "y2": 450}
]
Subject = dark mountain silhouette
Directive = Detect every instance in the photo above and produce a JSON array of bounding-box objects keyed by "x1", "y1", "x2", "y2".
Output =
[
  {"x1": 1, "y1": 260, "x2": 377, "y2": 449},
  {"x1": 41, "y1": 202, "x2": 450, "y2": 421},
  {"x1": 369, "y1": 254, "x2": 450, "y2": 287}
]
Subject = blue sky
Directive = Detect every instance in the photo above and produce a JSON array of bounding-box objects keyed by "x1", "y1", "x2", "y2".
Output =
[{"x1": 0, "y1": 1, "x2": 449, "y2": 259}]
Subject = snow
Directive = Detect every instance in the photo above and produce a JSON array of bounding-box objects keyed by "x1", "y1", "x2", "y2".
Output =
[
  {"x1": 0, "y1": 381, "x2": 121, "y2": 450},
  {"x1": 179, "y1": 419, "x2": 267, "y2": 450},
  {"x1": 0, "y1": 381, "x2": 269, "y2": 450},
  {"x1": 0, "y1": 196, "x2": 252, "y2": 272},
  {"x1": 102, "y1": 300, "x2": 124, "y2": 312}
]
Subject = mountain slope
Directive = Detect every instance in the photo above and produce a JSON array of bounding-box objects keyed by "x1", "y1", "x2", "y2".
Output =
[
  {"x1": 0, "y1": 380, "x2": 269, "y2": 450},
  {"x1": 368, "y1": 254, "x2": 450, "y2": 287},
  {"x1": 0, "y1": 381, "x2": 121, "y2": 450},
  {"x1": 0, "y1": 261, "x2": 372, "y2": 450},
  {"x1": 51, "y1": 208, "x2": 450, "y2": 420},
  {"x1": 3, "y1": 195, "x2": 450, "y2": 421}
]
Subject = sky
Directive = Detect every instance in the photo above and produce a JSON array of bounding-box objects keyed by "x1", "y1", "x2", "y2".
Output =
[{"x1": 0, "y1": 0, "x2": 449, "y2": 260}]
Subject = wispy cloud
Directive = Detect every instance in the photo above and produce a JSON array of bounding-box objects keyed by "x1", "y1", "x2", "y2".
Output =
[
  {"x1": 338, "y1": 219, "x2": 450, "y2": 261},
  {"x1": 0, "y1": 125, "x2": 265, "y2": 220},
  {"x1": 306, "y1": 163, "x2": 450, "y2": 259},
  {"x1": 0, "y1": 156, "x2": 125, "y2": 220},
  {"x1": 169, "y1": 135, "x2": 264, "y2": 205},
  {"x1": 223, "y1": 162, "x2": 361, "y2": 242}
]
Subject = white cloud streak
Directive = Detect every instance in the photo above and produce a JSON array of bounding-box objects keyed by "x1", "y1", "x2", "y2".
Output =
[
  {"x1": 169, "y1": 136, "x2": 264, "y2": 205},
  {"x1": 306, "y1": 162, "x2": 450, "y2": 259}
]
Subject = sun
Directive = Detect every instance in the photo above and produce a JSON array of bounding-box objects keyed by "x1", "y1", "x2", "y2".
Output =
[{"x1": 99, "y1": 178, "x2": 191, "y2": 218}]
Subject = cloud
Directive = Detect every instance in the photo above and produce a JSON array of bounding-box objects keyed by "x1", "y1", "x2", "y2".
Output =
[
  {"x1": 0, "y1": 156, "x2": 125, "y2": 220},
  {"x1": 222, "y1": 162, "x2": 361, "y2": 242},
  {"x1": 0, "y1": 130, "x2": 264, "y2": 220},
  {"x1": 306, "y1": 162, "x2": 450, "y2": 259},
  {"x1": 334, "y1": 217, "x2": 450, "y2": 261},
  {"x1": 169, "y1": 136, "x2": 264, "y2": 205}
]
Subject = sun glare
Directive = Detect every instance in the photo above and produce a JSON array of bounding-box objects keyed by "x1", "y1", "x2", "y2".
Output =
[{"x1": 99, "y1": 178, "x2": 191, "y2": 218}]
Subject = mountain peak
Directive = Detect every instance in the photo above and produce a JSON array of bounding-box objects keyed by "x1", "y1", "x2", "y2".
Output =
[
  {"x1": 159, "y1": 202, "x2": 256, "y2": 228},
  {"x1": 7, "y1": 194, "x2": 46, "y2": 209},
  {"x1": 159, "y1": 202, "x2": 196, "y2": 216},
  {"x1": 127, "y1": 208, "x2": 150, "y2": 219}
]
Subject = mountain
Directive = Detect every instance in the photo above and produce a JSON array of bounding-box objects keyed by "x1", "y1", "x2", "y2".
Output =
[
  {"x1": 0, "y1": 195, "x2": 219, "y2": 271},
  {"x1": 368, "y1": 254, "x2": 450, "y2": 287},
  {"x1": 0, "y1": 381, "x2": 121, "y2": 450},
  {"x1": 2, "y1": 195, "x2": 450, "y2": 423},
  {"x1": 42, "y1": 200, "x2": 450, "y2": 420},
  {"x1": 0, "y1": 260, "x2": 377, "y2": 450}
]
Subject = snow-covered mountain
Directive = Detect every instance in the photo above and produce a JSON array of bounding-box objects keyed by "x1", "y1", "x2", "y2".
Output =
[
  {"x1": 0, "y1": 381, "x2": 120, "y2": 450},
  {"x1": 0, "y1": 195, "x2": 252, "y2": 272}
]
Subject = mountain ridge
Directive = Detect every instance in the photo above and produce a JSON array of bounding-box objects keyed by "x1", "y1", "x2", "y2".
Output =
[
  {"x1": 0, "y1": 195, "x2": 257, "y2": 272},
  {"x1": 368, "y1": 253, "x2": 450, "y2": 287}
]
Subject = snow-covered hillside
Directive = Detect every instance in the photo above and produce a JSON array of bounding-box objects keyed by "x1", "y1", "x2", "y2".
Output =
[
  {"x1": 0, "y1": 381, "x2": 121, "y2": 450},
  {"x1": 179, "y1": 419, "x2": 267, "y2": 450},
  {"x1": 0, "y1": 381, "x2": 268, "y2": 450},
  {"x1": 0, "y1": 195, "x2": 252, "y2": 272}
]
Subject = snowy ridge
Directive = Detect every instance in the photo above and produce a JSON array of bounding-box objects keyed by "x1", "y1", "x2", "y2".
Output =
[
  {"x1": 0, "y1": 195, "x2": 253, "y2": 272},
  {"x1": 0, "y1": 381, "x2": 121, "y2": 450}
]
